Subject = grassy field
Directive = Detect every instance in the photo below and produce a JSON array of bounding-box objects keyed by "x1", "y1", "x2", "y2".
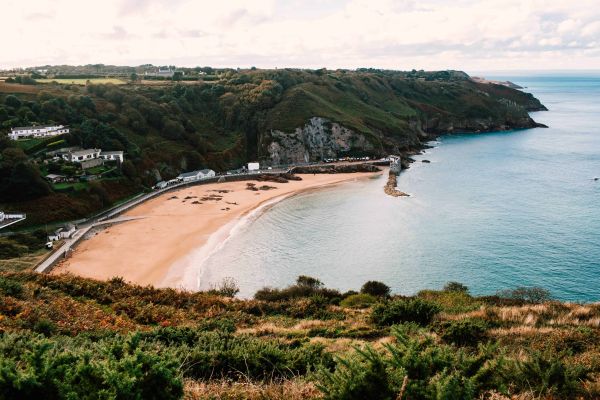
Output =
[
  {"x1": 36, "y1": 78, "x2": 127, "y2": 85},
  {"x1": 14, "y1": 138, "x2": 44, "y2": 151},
  {"x1": 52, "y1": 181, "x2": 89, "y2": 191}
]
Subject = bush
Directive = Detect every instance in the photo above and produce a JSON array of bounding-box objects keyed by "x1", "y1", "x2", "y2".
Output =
[
  {"x1": 508, "y1": 350, "x2": 592, "y2": 399},
  {"x1": 360, "y1": 281, "x2": 391, "y2": 297},
  {"x1": 437, "y1": 319, "x2": 488, "y2": 346},
  {"x1": 207, "y1": 277, "x2": 240, "y2": 298},
  {"x1": 340, "y1": 293, "x2": 377, "y2": 309},
  {"x1": 254, "y1": 276, "x2": 341, "y2": 302},
  {"x1": 317, "y1": 328, "x2": 506, "y2": 400},
  {"x1": 443, "y1": 281, "x2": 469, "y2": 293},
  {"x1": 496, "y1": 286, "x2": 552, "y2": 303},
  {"x1": 371, "y1": 298, "x2": 440, "y2": 327},
  {"x1": 0, "y1": 277, "x2": 24, "y2": 298}
]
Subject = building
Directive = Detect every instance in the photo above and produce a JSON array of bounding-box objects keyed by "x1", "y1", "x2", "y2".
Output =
[
  {"x1": 48, "y1": 224, "x2": 76, "y2": 241},
  {"x1": 8, "y1": 125, "x2": 69, "y2": 140},
  {"x1": 45, "y1": 174, "x2": 66, "y2": 184},
  {"x1": 247, "y1": 162, "x2": 260, "y2": 171},
  {"x1": 62, "y1": 148, "x2": 101, "y2": 163},
  {"x1": 99, "y1": 151, "x2": 124, "y2": 163},
  {"x1": 144, "y1": 68, "x2": 183, "y2": 78},
  {"x1": 177, "y1": 169, "x2": 216, "y2": 182}
]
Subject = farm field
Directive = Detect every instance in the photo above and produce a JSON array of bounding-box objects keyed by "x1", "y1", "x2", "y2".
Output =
[{"x1": 36, "y1": 78, "x2": 127, "y2": 85}]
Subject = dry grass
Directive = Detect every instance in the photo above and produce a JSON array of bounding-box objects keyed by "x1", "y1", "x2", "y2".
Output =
[
  {"x1": 0, "y1": 82, "x2": 39, "y2": 93},
  {"x1": 36, "y1": 78, "x2": 127, "y2": 85},
  {"x1": 184, "y1": 379, "x2": 320, "y2": 400}
]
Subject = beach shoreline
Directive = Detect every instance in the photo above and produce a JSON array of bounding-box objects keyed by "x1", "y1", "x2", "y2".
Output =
[{"x1": 51, "y1": 171, "x2": 383, "y2": 288}]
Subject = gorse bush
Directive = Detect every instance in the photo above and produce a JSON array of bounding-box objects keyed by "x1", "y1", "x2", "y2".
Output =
[
  {"x1": 371, "y1": 298, "x2": 441, "y2": 327},
  {"x1": 0, "y1": 333, "x2": 183, "y2": 400},
  {"x1": 508, "y1": 350, "x2": 592, "y2": 399},
  {"x1": 317, "y1": 328, "x2": 506, "y2": 400},
  {"x1": 437, "y1": 319, "x2": 488, "y2": 346},
  {"x1": 340, "y1": 293, "x2": 377, "y2": 308}
]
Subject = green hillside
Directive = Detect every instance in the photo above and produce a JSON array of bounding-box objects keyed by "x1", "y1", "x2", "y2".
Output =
[{"x1": 0, "y1": 68, "x2": 546, "y2": 225}]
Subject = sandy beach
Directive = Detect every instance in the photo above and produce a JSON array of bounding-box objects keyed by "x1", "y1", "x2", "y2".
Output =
[{"x1": 52, "y1": 171, "x2": 382, "y2": 288}]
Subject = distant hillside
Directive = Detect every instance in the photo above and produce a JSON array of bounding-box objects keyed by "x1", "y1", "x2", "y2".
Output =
[{"x1": 0, "y1": 68, "x2": 546, "y2": 225}]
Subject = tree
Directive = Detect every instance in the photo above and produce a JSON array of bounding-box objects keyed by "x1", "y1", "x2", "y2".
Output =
[
  {"x1": 130, "y1": 72, "x2": 138, "y2": 82},
  {"x1": 4, "y1": 95, "x2": 21, "y2": 109},
  {"x1": 443, "y1": 281, "x2": 469, "y2": 294},
  {"x1": 361, "y1": 281, "x2": 391, "y2": 297},
  {"x1": 296, "y1": 275, "x2": 323, "y2": 289},
  {"x1": 172, "y1": 71, "x2": 183, "y2": 81}
]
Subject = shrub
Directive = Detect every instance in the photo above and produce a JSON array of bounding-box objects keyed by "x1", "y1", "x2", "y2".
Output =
[
  {"x1": 254, "y1": 276, "x2": 341, "y2": 302},
  {"x1": 0, "y1": 277, "x2": 24, "y2": 298},
  {"x1": 508, "y1": 350, "x2": 592, "y2": 399},
  {"x1": 371, "y1": 298, "x2": 440, "y2": 327},
  {"x1": 437, "y1": 319, "x2": 488, "y2": 346},
  {"x1": 317, "y1": 328, "x2": 506, "y2": 400},
  {"x1": 496, "y1": 287, "x2": 552, "y2": 303},
  {"x1": 360, "y1": 281, "x2": 391, "y2": 297},
  {"x1": 340, "y1": 293, "x2": 377, "y2": 309},
  {"x1": 207, "y1": 277, "x2": 240, "y2": 298},
  {"x1": 443, "y1": 281, "x2": 469, "y2": 294}
]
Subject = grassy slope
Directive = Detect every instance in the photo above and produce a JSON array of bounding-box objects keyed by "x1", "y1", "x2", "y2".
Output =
[{"x1": 0, "y1": 272, "x2": 597, "y2": 399}]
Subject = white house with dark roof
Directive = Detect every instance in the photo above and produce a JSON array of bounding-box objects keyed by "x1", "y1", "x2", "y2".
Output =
[
  {"x1": 62, "y1": 148, "x2": 101, "y2": 163},
  {"x1": 8, "y1": 125, "x2": 69, "y2": 140},
  {"x1": 99, "y1": 150, "x2": 124, "y2": 163},
  {"x1": 177, "y1": 169, "x2": 215, "y2": 182}
]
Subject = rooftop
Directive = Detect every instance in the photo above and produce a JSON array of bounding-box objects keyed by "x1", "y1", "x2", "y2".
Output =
[{"x1": 11, "y1": 125, "x2": 64, "y2": 131}]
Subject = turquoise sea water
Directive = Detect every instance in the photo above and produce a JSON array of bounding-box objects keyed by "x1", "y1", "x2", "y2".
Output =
[{"x1": 199, "y1": 75, "x2": 600, "y2": 301}]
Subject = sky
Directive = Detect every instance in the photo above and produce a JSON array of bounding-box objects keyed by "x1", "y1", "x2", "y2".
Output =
[{"x1": 2, "y1": 0, "x2": 600, "y2": 72}]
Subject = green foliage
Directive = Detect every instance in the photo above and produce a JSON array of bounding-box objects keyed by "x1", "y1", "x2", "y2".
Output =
[
  {"x1": 0, "y1": 276, "x2": 24, "y2": 298},
  {"x1": 340, "y1": 293, "x2": 377, "y2": 309},
  {"x1": 443, "y1": 281, "x2": 469, "y2": 294},
  {"x1": 254, "y1": 275, "x2": 341, "y2": 302},
  {"x1": 360, "y1": 280, "x2": 391, "y2": 297},
  {"x1": 317, "y1": 328, "x2": 507, "y2": 400},
  {"x1": 508, "y1": 350, "x2": 592, "y2": 399},
  {"x1": 371, "y1": 298, "x2": 441, "y2": 327},
  {"x1": 206, "y1": 277, "x2": 240, "y2": 298},
  {"x1": 496, "y1": 287, "x2": 552, "y2": 304},
  {"x1": 437, "y1": 319, "x2": 488, "y2": 347},
  {"x1": 0, "y1": 333, "x2": 184, "y2": 400}
]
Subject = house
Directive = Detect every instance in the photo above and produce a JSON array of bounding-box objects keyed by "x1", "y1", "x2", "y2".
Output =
[
  {"x1": 247, "y1": 162, "x2": 260, "y2": 171},
  {"x1": 153, "y1": 181, "x2": 168, "y2": 190},
  {"x1": 45, "y1": 173, "x2": 66, "y2": 184},
  {"x1": 62, "y1": 148, "x2": 101, "y2": 163},
  {"x1": 8, "y1": 125, "x2": 69, "y2": 140},
  {"x1": 177, "y1": 169, "x2": 216, "y2": 182},
  {"x1": 144, "y1": 68, "x2": 182, "y2": 78},
  {"x1": 48, "y1": 224, "x2": 76, "y2": 241},
  {"x1": 99, "y1": 150, "x2": 124, "y2": 163}
]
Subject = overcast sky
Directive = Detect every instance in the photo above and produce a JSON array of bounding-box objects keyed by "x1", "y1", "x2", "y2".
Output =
[{"x1": 3, "y1": 0, "x2": 600, "y2": 72}]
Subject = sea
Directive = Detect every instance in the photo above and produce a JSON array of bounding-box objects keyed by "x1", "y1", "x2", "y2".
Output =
[{"x1": 197, "y1": 73, "x2": 600, "y2": 302}]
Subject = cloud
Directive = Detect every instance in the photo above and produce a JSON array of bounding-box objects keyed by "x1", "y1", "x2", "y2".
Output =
[{"x1": 0, "y1": 0, "x2": 599, "y2": 70}]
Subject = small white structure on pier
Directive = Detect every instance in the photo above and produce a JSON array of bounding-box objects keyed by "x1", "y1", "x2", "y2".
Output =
[{"x1": 247, "y1": 162, "x2": 260, "y2": 171}]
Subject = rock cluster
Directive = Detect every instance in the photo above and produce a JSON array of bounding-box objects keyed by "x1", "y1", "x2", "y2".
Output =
[{"x1": 384, "y1": 172, "x2": 409, "y2": 197}]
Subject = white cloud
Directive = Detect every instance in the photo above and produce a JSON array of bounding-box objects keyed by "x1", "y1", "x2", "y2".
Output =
[{"x1": 1, "y1": 0, "x2": 599, "y2": 70}]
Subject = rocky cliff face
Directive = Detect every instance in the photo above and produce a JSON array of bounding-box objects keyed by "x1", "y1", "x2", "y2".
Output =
[{"x1": 265, "y1": 117, "x2": 375, "y2": 165}]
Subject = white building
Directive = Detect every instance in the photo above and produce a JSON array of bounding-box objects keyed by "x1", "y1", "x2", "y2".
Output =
[
  {"x1": 62, "y1": 148, "x2": 101, "y2": 163},
  {"x1": 8, "y1": 125, "x2": 69, "y2": 140},
  {"x1": 99, "y1": 151, "x2": 124, "y2": 163},
  {"x1": 48, "y1": 224, "x2": 76, "y2": 241},
  {"x1": 247, "y1": 162, "x2": 260, "y2": 171},
  {"x1": 177, "y1": 169, "x2": 216, "y2": 182}
]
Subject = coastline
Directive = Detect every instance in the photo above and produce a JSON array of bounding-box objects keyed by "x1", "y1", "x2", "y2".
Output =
[{"x1": 51, "y1": 171, "x2": 383, "y2": 288}]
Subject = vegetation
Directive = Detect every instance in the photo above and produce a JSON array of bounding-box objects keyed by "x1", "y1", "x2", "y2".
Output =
[
  {"x1": 1, "y1": 67, "x2": 545, "y2": 225},
  {"x1": 0, "y1": 272, "x2": 596, "y2": 399}
]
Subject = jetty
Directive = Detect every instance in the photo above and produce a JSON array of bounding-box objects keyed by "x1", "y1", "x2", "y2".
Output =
[{"x1": 0, "y1": 211, "x2": 26, "y2": 230}]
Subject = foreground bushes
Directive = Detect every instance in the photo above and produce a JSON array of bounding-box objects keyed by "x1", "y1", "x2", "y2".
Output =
[
  {"x1": 317, "y1": 327, "x2": 594, "y2": 400},
  {"x1": 371, "y1": 299, "x2": 441, "y2": 327},
  {"x1": 0, "y1": 326, "x2": 333, "y2": 398}
]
